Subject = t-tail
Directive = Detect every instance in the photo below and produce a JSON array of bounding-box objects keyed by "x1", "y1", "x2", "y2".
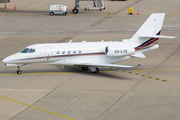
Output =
[{"x1": 124, "y1": 13, "x2": 175, "y2": 58}]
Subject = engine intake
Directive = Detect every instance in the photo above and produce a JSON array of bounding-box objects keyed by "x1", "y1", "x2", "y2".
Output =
[{"x1": 105, "y1": 46, "x2": 135, "y2": 57}]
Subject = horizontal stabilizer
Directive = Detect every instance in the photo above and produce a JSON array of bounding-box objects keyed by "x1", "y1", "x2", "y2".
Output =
[
  {"x1": 139, "y1": 35, "x2": 176, "y2": 39},
  {"x1": 131, "y1": 52, "x2": 146, "y2": 58}
]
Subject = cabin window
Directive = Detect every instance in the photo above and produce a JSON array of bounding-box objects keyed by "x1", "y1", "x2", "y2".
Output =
[
  {"x1": 57, "y1": 51, "x2": 60, "y2": 54},
  {"x1": 78, "y1": 50, "x2": 82, "y2": 53},
  {"x1": 73, "y1": 50, "x2": 76, "y2": 53},
  {"x1": 67, "y1": 50, "x2": 71, "y2": 54},
  {"x1": 62, "y1": 50, "x2": 65, "y2": 54},
  {"x1": 20, "y1": 48, "x2": 30, "y2": 53}
]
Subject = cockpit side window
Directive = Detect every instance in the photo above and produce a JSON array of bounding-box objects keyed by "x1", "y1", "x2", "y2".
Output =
[
  {"x1": 20, "y1": 48, "x2": 36, "y2": 53},
  {"x1": 29, "y1": 49, "x2": 35, "y2": 53},
  {"x1": 20, "y1": 48, "x2": 30, "y2": 53}
]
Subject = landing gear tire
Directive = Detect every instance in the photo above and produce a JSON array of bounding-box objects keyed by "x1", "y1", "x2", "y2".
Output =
[
  {"x1": 73, "y1": 9, "x2": 79, "y2": 14},
  {"x1": 17, "y1": 66, "x2": 22, "y2": 74},
  {"x1": 63, "y1": 12, "x2": 67, "y2": 16},
  {"x1": 93, "y1": 68, "x2": 99, "y2": 73},
  {"x1": 17, "y1": 70, "x2": 22, "y2": 74},
  {"x1": 50, "y1": 12, "x2": 54, "y2": 16},
  {"x1": 81, "y1": 67, "x2": 89, "y2": 71}
]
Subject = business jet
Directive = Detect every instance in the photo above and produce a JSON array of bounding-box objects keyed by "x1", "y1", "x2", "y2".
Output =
[
  {"x1": 0, "y1": 0, "x2": 11, "y2": 3},
  {"x1": 2, "y1": 13, "x2": 175, "y2": 74}
]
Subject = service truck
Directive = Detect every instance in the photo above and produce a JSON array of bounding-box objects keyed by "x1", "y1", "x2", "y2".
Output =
[{"x1": 49, "y1": 5, "x2": 68, "y2": 16}]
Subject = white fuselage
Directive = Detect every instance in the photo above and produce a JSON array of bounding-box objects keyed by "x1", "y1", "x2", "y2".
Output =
[{"x1": 2, "y1": 41, "x2": 134, "y2": 66}]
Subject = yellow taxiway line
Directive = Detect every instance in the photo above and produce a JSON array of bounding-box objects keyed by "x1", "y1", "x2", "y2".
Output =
[
  {"x1": 0, "y1": 96, "x2": 75, "y2": 120},
  {"x1": 0, "y1": 69, "x2": 174, "y2": 82},
  {"x1": 122, "y1": 70, "x2": 170, "y2": 83},
  {"x1": 132, "y1": 69, "x2": 156, "y2": 72},
  {"x1": 162, "y1": 69, "x2": 180, "y2": 71}
]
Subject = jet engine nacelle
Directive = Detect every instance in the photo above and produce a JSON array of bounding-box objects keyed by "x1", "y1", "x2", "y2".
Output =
[
  {"x1": 105, "y1": 46, "x2": 135, "y2": 57},
  {"x1": 0, "y1": 0, "x2": 11, "y2": 3}
]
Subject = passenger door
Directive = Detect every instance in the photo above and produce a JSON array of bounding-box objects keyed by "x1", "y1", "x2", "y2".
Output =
[{"x1": 44, "y1": 46, "x2": 52, "y2": 62}]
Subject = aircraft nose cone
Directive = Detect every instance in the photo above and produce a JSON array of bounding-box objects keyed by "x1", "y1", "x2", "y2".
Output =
[{"x1": 2, "y1": 57, "x2": 11, "y2": 64}]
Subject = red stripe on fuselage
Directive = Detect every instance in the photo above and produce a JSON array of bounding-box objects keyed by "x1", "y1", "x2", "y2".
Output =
[{"x1": 13, "y1": 52, "x2": 105, "y2": 61}]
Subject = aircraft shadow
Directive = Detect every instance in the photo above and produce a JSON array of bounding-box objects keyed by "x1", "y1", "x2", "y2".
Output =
[
  {"x1": 54, "y1": 66, "x2": 129, "y2": 80},
  {"x1": 14, "y1": 66, "x2": 129, "y2": 80}
]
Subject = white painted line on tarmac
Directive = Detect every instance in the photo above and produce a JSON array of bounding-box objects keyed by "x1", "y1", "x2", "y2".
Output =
[
  {"x1": 17, "y1": 19, "x2": 29, "y2": 21},
  {"x1": 42, "y1": 31, "x2": 64, "y2": 33},
  {"x1": 168, "y1": 29, "x2": 180, "y2": 31}
]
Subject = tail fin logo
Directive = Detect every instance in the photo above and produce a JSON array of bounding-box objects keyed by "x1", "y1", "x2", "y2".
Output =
[{"x1": 134, "y1": 31, "x2": 161, "y2": 51}]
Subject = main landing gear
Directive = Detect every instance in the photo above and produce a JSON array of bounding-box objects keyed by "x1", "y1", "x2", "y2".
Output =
[
  {"x1": 72, "y1": 8, "x2": 79, "y2": 14},
  {"x1": 92, "y1": 67, "x2": 99, "y2": 73},
  {"x1": 81, "y1": 66, "x2": 99, "y2": 73},
  {"x1": 81, "y1": 67, "x2": 89, "y2": 71},
  {"x1": 17, "y1": 66, "x2": 22, "y2": 74}
]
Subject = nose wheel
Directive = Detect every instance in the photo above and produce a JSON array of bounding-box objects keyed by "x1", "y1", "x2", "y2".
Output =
[{"x1": 17, "y1": 66, "x2": 22, "y2": 74}]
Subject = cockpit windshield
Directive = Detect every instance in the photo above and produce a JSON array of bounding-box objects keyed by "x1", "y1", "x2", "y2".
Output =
[
  {"x1": 20, "y1": 48, "x2": 36, "y2": 53},
  {"x1": 20, "y1": 48, "x2": 29, "y2": 53},
  {"x1": 29, "y1": 49, "x2": 35, "y2": 53}
]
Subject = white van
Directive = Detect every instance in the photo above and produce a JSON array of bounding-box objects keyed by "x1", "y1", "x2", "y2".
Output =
[{"x1": 49, "y1": 5, "x2": 68, "y2": 16}]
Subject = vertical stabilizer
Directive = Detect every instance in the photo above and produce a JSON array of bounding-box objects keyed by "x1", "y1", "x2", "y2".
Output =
[{"x1": 129, "y1": 13, "x2": 165, "y2": 47}]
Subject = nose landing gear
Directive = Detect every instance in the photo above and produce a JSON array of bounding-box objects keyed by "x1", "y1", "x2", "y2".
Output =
[{"x1": 17, "y1": 66, "x2": 22, "y2": 74}]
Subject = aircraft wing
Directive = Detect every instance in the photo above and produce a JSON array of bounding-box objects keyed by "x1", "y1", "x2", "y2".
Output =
[{"x1": 75, "y1": 63, "x2": 141, "y2": 69}]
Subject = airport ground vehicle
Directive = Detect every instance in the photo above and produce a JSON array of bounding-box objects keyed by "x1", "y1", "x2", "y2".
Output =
[
  {"x1": 49, "y1": 5, "x2": 68, "y2": 16},
  {"x1": 73, "y1": 0, "x2": 105, "y2": 14},
  {"x1": 85, "y1": 0, "x2": 105, "y2": 11}
]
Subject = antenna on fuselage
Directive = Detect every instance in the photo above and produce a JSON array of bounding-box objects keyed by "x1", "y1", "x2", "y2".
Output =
[{"x1": 69, "y1": 40, "x2": 72, "y2": 43}]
